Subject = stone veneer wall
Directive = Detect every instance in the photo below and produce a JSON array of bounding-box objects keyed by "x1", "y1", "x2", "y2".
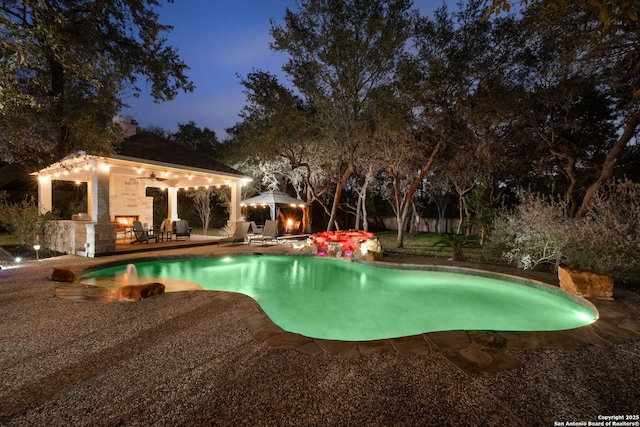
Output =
[
  {"x1": 46, "y1": 176, "x2": 154, "y2": 257},
  {"x1": 47, "y1": 221, "x2": 117, "y2": 257},
  {"x1": 85, "y1": 223, "x2": 116, "y2": 256},
  {"x1": 47, "y1": 221, "x2": 86, "y2": 255},
  {"x1": 109, "y1": 175, "x2": 154, "y2": 226}
]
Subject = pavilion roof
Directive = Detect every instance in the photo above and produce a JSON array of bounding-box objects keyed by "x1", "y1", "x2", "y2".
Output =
[
  {"x1": 241, "y1": 191, "x2": 308, "y2": 207},
  {"x1": 116, "y1": 132, "x2": 246, "y2": 178}
]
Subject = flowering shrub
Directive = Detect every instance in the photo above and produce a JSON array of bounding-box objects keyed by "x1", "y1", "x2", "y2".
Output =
[{"x1": 485, "y1": 180, "x2": 640, "y2": 280}]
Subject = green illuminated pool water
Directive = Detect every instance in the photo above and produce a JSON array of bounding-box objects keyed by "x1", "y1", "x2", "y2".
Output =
[{"x1": 81, "y1": 255, "x2": 598, "y2": 341}]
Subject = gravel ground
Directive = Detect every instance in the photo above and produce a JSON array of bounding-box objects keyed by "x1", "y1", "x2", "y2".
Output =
[{"x1": 1, "y1": 246, "x2": 639, "y2": 426}]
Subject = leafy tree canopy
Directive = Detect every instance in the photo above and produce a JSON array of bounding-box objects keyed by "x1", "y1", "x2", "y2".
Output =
[
  {"x1": 173, "y1": 121, "x2": 219, "y2": 154},
  {"x1": 0, "y1": 0, "x2": 194, "y2": 170},
  {"x1": 487, "y1": 0, "x2": 638, "y2": 34}
]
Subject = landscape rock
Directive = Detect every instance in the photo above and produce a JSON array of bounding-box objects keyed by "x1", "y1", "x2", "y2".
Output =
[
  {"x1": 48, "y1": 268, "x2": 76, "y2": 282},
  {"x1": 117, "y1": 282, "x2": 165, "y2": 301},
  {"x1": 558, "y1": 266, "x2": 613, "y2": 299}
]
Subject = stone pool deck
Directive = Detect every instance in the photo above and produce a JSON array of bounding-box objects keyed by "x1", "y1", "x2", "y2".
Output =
[{"x1": 1, "y1": 244, "x2": 639, "y2": 426}]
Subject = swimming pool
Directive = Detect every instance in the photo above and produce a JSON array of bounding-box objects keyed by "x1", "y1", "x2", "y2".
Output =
[{"x1": 80, "y1": 255, "x2": 598, "y2": 341}]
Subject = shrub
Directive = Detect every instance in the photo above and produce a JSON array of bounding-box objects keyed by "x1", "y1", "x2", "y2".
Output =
[
  {"x1": 0, "y1": 194, "x2": 57, "y2": 247},
  {"x1": 564, "y1": 179, "x2": 640, "y2": 279},
  {"x1": 485, "y1": 180, "x2": 640, "y2": 280},
  {"x1": 485, "y1": 190, "x2": 568, "y2": 271},
  {"x1": 433, "y1": 233, "x2": 480, "y2": 261}
]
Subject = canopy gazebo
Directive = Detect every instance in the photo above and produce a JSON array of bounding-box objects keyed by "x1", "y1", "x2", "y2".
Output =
[
  {"x1": 241, "y1": 191, "x2": 311, "y2": 235},
  {"x1": 34, "y1": 132, "x2": 251, "y2": 256}
]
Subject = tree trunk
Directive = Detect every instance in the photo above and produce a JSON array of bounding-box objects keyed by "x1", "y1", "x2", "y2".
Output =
[
  {"x1": 551, "y1": 153, "x2": 577, "y2": 217},
  {"x1": 576, "y1": 110, "x2": 640, "y2": 217},
  {"x1": 456, "y1": 195, "x2": 464, "y2": 235},
  {"x1": 354, "y1": 192, "x2": 362, "y2": 231},
  {"x1": 410, "y1": 202, "x2": 419, "y2": 236},
  {"x1": 49, "y1": 53, "x2": 68, "y2": 162},
  {"x1": 354, "y1": 168, "x2": 372, "y2": 231},
  {"x1": 327, "y1": 164, "x2": 355, "y2": 231},
  {"x1": 396, "y1": 212, "x2": 407, "y2": 248},
  {"x1": 362, "y1": 195, "x2": 369, "y2": 231},
  {"x1": 394, "y1": 137, "x2": 446, "y2": 248},
  {"x1": 396, "y1": 196, "x2": 412, "y2": 247}
]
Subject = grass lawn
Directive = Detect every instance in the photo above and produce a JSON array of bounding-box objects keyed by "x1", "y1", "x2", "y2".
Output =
[{"x1": 375, "y1": 230, "x2": 486, "y2": 262}]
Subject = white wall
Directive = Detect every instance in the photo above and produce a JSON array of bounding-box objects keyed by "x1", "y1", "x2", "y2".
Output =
[{"x1": 109, "y1": 176, "x2": 154, "y2": 226}]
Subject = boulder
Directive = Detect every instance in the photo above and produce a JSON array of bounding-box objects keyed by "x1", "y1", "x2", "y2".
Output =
[
  {"x1": 48, "y1": 268, "x2": 76, "y2": 282},
  {"x1": 117, "y1": 283, "x2": 165, "y2": 302},
  {"x1": 353, "y1": 249, "x2": 382, "y2": 262},
  {"x1": 558, "y1": 266, "x2": 613, "y2": 299}
]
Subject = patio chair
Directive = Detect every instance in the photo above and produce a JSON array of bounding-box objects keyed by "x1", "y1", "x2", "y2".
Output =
[
  {"x1": 219, "y1": 221, "x2": 250, "y2": 245},
  {"x1": 131, "y1": 220, "x2": 158, "y2": 244},
  {"x1": 172, "y1": 220, "x2": 192, "y2": 240},
  {"x1": 250, "y1": 221, "x2": 264, "y2": 235},
  {"x1": 159, "y1": 218, "x2": 172, "y2": 241},
  {"x1": 248, "y1": 219, "x2": 278, "y2": 245}
]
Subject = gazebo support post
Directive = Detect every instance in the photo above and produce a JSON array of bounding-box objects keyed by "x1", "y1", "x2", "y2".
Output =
[
  {"x1": 168, "y1": 187, "x2": 179, "y2": 221},
  {"x1": 83, "y1": 163, "x2": 115, "y2": 256},
  {"x1": 227, "y1": 181, "x2": 243, "y2": 235},
  {"x1": 88, "y1": 163, "x2": 111, "y2": 223},
  {"x1": 37, "y1": 177, "x2": 52, "y2": 214}
]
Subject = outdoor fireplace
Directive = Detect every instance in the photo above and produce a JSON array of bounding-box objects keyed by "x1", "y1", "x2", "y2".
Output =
[{"x1": 114, "y1": 215, "x2": 139, "y2": 232}]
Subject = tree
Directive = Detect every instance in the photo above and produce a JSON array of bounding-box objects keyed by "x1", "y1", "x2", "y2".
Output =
[
  {"x1": 382, "y1": 1, "x2": 499, "y2": 246},
  {"x1": 369, "y1": 87, "x2": 445, "y2": 247},
  {"x1": 228, "y1": 71, "x2": 334, "y2": 217},
  {"x1": 189, "y1": 187, "x2": 215, "y2": 234},
  {"x1": 442, "y1": 146, "x2": 482, "y2": 235},
  {"x1": 173, "y1": 121, "x2": 219, "y2": 154},
  {"x1": 513, "y1": 2, "x2": 640, "y2": 217},
  {"x1": 0, "y1": 0, "x2": 194, "y2": 169},
  {"x1": 487, "y1": 0, "x2": 638, "y2": 34},
  {"x1": 270, "y1": 0, "x2": 416, "y2": 230}
]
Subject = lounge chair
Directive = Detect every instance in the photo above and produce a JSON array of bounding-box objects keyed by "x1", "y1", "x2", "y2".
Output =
[
  {"x1": 131, "y1": 220, "x2": 158, "y2": 244},
  {"x1": 248, "y1": 219, "x2": 278, "y2": 245},
  {"x1": 250, "y1": 221, "x2": 264, "y2": 235},
  {"x1": 172, "y1": 220, "x2": 192, "y2": 240},
  {"x1": 219, "y1": 221, "x2": 250, "y2": 245}
]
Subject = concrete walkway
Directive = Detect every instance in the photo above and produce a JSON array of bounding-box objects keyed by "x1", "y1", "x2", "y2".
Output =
[{"x1": 1, "y1": 245, "x2": 639, "y2": 426}]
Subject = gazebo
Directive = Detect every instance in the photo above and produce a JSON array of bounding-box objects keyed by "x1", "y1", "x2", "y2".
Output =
[
  {"x1": 34, "y1": 132, "x2": 251, "y2": 256},
  {"x1": 241, "y1": 191, "x2": 310, "y2": 234}
]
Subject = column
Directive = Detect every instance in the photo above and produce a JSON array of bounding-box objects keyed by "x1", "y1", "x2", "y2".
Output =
[
  {"x1": 37, "y1": 176, "x2": 53, "y2": 214},
  {"x1": 227, "y1": 181, "x2": 243, "y2": 235},
  {"x1": 89, "y1": 163, "x2": 110, "y2": 223},
  {"x1": 168, "y1": 187, "x2": 179, "y2": 220}
]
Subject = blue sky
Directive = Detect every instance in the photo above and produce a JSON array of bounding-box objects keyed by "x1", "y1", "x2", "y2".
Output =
[{"x1": 121, "y1": 1, "x2": 443, "y2": 139}]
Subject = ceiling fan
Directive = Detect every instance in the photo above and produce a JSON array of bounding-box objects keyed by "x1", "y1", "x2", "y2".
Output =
[{"x1": 137, "y1": 172, "x2": 167, "y2": 181}]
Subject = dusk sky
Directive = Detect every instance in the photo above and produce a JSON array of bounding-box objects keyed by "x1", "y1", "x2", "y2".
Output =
[{"x1": 121, "y1": 1, "x2": 443, "y2": 140}]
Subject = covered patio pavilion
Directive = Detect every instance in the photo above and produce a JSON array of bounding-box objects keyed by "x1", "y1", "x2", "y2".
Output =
[{"x1": 34, "y1": 132, "x2": 251, "y2": 256}]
